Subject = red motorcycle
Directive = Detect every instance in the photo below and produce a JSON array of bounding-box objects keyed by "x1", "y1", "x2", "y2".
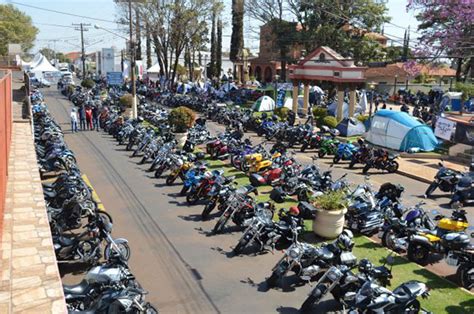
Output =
[
  {"x1": 249, "y1": 162, "x2": 299, "y2": 187},
  {"x1": 186, "y1": 171, "x2": 234, "y2": 205}
]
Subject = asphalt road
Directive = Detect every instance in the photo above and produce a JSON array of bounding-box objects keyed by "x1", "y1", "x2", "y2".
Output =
[{"x1": 42, "y1": 88, "x2": 471, "y2": 313}]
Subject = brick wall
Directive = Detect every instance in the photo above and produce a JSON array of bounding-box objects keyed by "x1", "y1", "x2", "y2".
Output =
[{"x1": 0, "y1": 71, "x2": 12, "y2": 232}]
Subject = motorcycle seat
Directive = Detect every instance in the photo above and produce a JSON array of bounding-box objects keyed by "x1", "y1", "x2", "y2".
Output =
[
  {"x1": 43, "y1": 190, "x2": 57, "y2": 198},
  {"x1": 63, "y1": 280, "x2": 90, "y2": 295},
  {"x1": 42, "y1": 183, "x2": 55, "y2": 189},
  {"x1": 316, "y1": 247, "x2": 334, "y2": 260},
  {"x1": 57, "y1": 236, "x2": 75, "y2": 247}
]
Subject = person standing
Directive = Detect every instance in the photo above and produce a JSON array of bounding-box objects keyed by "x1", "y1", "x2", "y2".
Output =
[
  {"x1": 92, "y1": 105, "x2": 99, "y2": 131},
  {"x1": 70, "y1": 108, "x2": 78, "y2": 133},
  {"x1": 78, "y1": 104, "x2": 86, "y2": 131},
  {"x1": 287, "y1": 109, "x2": 296, "y2": 126},
  {"x1": 85, "y1": 106, "x2": 93, "y2": 130}
]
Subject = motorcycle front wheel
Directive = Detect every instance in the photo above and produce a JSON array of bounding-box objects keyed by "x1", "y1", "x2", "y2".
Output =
[
  {"x1": 186, "y1": 191, "x2": 200, "y2": 205},
  {"x1": 405, "y1": 299, "x2": 421, "y2": 314},
  {"x1": 318, "y1": 150, "x2": 326, "y2": 158},
  {"x1": 333, "y1": 156, "x2": 340, "y2": 164},
  {"x1": 387, "y1": 161, "x2": 399, "y2": 173},
  {"x1": 300, "y1": 142, "x2": 308, "y2": 152},
  {"x1": 425, "y1": 182, "x2": 438, "y2": 198},
  {"x1": 300, "y1": 289, "x2": 322, "y2": 313},
  {"x1": 407, "y1": 243, "x2": 430, "y2": 265},
  {"x1": 381, "y1": 228, "x2": 400, "y2": 251},
  {"x1": 166, "y1": 175, "x2": 177, "y2": 186},
  {"x1": 179, "y1": 185, "x2": 189, "y2": 196},
  {"x1": 213, "y1": 215, "x2": 230, "y2": 234},
  {"x1": 104, "y1": 241, "x2": 131, "y2": 261},
  {"x1": 201, "y1": 200, "x2": 217, "y2": 220},
  {"x1": 126, "y1": 142, "x2": 133, "y2": 151},
  {"x1": 154, "y1": 167, "x2": 164, "y2": 178},
  {"x1": 233, "y1": 232, "x2": 252, "y2": 254},
  {"x1": 459, "y1": 264, "x2": 474, "y2": 290},
  {"x1": 362, "y1": 163, "x2": 371, "y2": 174}
]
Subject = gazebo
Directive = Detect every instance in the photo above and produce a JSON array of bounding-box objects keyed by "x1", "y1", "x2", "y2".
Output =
[{"x1": 288, "y1": 46, "x2": 366, "y2": 120}]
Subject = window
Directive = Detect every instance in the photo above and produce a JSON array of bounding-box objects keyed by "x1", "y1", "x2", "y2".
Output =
[
  {"x1": 319, "y1": 53, "x2": 326, "y2": 61},
  {"x1": 334, "y1": 71, "x2": 340, "y2": 77}
]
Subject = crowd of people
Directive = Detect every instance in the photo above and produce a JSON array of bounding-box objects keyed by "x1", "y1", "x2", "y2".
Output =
[{"x1": 70, "y1": 103, "x2": 100, "y2": 133}]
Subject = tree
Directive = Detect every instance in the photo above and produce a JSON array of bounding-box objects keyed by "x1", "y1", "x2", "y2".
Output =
[
  {"x1": 39, "y1": 47, "x2": 56, "y2": 60},
  {"x1": 0, "y1": 4, "x2": 38, "y2": 56},
  {"x1": 230, "y1": 0, "x2": 244, "y2": 77},
  {"x1": 216, "y1": 18, "x2": 223, "y2": 79},
  {"x1": 209, "y1": 10, "x2": 217, "y2": 78},
  {"x1": 406, "y1": 0, "x2": 474, "y2": 82},
  {"x1": 287, "y1": 0, "x2": 390, "y2": 64}
]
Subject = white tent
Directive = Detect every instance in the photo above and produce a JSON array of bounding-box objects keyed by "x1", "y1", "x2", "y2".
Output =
[
  {"x1": 146, "y1": 63, "x2": 161, "y2": 74},
  {"x1": 253, "y1": 96, "x2": 275, "y2": 112},
  {"x1": 283, "y1": 95, "x2": 304, "y2": 114},
  {"x1": 358, "y1": 90, "x2": 368, "y2": 113},
  {"x1": 30, "y1": 55, "x2": 59, "y2": 79}
]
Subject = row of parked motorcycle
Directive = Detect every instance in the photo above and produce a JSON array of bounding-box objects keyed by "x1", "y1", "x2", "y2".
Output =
[
  {"x1": 68, "y1": 86, "x2": 473, "y2": 312},
  {"x1": 31, "y1": 90, "x2": 157, "y2": 313},
  {"x1": 96, "y1": 104, "x2": 457, "y2": 313}
]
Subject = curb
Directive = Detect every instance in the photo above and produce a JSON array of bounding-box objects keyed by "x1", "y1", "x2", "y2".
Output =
[{"x1": 396, "y1": 169, "x2": 432, "y2": 184}]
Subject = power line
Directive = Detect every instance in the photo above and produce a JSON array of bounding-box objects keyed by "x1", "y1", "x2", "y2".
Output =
[
  {"x1": 10, "y1": 1, "x2": 122, "y2": 25},
  {"x1": 33, "y1": 22, "x2": 76, "y2": 29}
]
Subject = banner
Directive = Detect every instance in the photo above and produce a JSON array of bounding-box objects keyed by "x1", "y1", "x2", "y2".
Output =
[
  {"x1": 454, "y1": 122, "x2": 474, "y2": 146},
  {"x1": 434, "y1": 117, "x2": 456, "y2": 141},
  {"x1": 276, "y1": 89, "x2": 286, "y2": 108},
  {"x1": 106, "y1": 72, "x2": 123, "y2": 86}
]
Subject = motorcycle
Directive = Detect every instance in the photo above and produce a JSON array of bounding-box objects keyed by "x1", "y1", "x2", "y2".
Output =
[
  {"x1": 344, "y1": 280, "x2": 430, "y2": 313},
  {"x1": 317, "y1": 136, "x2": 340, "y2": 158},
  {"x1": 425, "y1": 161, "x2": 462, "y2": 198},
  {"x1": 266, "y1": 230, "x2": 356, "y2": 288},
  {"x1": 446, "y1": 247, "x2": 474, "y2": 290},
  {"x1": 407, "y1": 209, "x2": 470, "y2": 264},
  {"x1": 363, "y1": 150, "x2": 399, "y2": 174},
  {"x1": 300, "y1": 256, "x2": 393, "y2": 312},
  {"x1": 54, "y1": 215, "x2": 130, "y2": 264},
  {"x1": 450, "y1": 172, "x2": 474, "y2": 209},
  {"x1": 333, "y1": 142, "x2": 358, "y2": 164}
]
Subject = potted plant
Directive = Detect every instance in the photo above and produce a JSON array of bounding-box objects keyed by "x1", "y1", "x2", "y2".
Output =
[
  {"x1": 312, "y1": 190, "x2": 348, "y2": 238},
  {"x1": 168, "y1": 106, "x2": 196, "y2": 147},
  {"x1": 119, "y1": 94, "x2": 134, "y2": 117}
]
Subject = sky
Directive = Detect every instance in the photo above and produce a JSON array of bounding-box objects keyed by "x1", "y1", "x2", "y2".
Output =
[{"x1": 1, "y1": 0, "x2": 421, "y2": 56}]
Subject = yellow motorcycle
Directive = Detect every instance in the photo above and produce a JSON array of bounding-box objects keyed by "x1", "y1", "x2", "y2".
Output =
[
  {"x1": 247, "y1": 152, "x2": 281, "y2": 174},
  {"x1": 165, "y1": 158, "x2": 193, "y2": 186},
  {"x1": 407, "y1": 209, "x2": 470, "y2": 265}
]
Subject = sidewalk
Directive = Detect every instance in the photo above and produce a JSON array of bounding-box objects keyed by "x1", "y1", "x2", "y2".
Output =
[
  {"x1": 397, "y1": 157, "x2": 468, "y2": 184},
  {"x1": 0, "y1": 122, "x2": 66, "y2": 313}
]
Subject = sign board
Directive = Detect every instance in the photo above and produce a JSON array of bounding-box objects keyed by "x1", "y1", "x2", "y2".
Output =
[
  {"x1": 106, "y1": 72, "x2": 123, "y2": 85},
  {"x1": 8, "y1": 44, "x2": 21, "y2": 55},
  {"x1": 434, "y1": 117, "x2": 456, "y2": 141},
  {"x1": 454, "y1": 122, "x2": 474, "y2": 146}
]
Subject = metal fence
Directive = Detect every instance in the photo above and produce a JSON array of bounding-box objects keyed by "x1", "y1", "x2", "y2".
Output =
[{"x1": 0, "y1": 71, "x2": 12, "y2": 226}]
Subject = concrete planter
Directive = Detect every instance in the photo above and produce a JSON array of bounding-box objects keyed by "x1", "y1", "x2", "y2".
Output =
[
  {"x1": 174, "y1": 132, "x2": 188, "y2": 148},
  {"x1": 312, "y1": 207, "x2": 347, "y2": 239}
]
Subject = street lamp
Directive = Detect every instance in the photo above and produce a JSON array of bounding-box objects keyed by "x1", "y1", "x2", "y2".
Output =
[
  {"x1": 368, "y1": 81, "x2": 377, "y2": 117},
  {"x1": 393, "y1": 74, "x2": 398, "y2": 99},
  {"x1": 274, "y1": 74, "x2": 280, "y2": 102}
]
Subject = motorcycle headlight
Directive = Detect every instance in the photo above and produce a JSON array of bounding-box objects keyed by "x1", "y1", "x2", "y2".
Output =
[
  {"x1": 289, "y1": 247, "x2": 300, "y2": 259},
  {"x1": 327, "y1": 269, "x2": 341, "y2": 281}
]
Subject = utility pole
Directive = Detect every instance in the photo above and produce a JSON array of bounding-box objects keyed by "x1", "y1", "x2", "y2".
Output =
[
  {"x1": 73, "y1": 23, "x2": 91, "y2": 78},
  {"x1": 128, "y1": 0, "x2": 137, "y2": 119}
]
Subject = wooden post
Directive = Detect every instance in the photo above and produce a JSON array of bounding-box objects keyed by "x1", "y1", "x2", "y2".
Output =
[
  {"x1": 292, "y1": 82, "x2": 299, "y2": 114},
  {"x1": 303, "y1": 81, "x2": 310, "y2": 117},
  {"x1": 349, "y1": 84, "x2": 356, "y2": 118},
  {"x1": 337, "y1": 85, "x2": 345, "y2": 121}
]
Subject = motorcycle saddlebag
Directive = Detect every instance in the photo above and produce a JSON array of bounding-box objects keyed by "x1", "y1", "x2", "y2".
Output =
[
  {"x1": 442, "y1": 233, "x2": 470, "y2": 250},
  {"x1": 298, "y1": 201, "x2": 317, "y2": 220},
  {"x1": 249, "y1": 173, "x2": 266, "y2": 187},
  {"x1": 270, "y1": 187, "x2": 285, "y2": 203}
]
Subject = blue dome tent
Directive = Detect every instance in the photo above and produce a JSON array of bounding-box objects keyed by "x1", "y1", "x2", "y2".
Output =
[{"x1": 366, "y1": 110, "x2": 438, "y2": 152}]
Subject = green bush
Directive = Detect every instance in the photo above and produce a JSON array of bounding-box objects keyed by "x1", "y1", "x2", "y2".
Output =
[
  {"x1": 312, "y1": 106, "x2": 328, "y2": 127},
  {"x1": 273, "y1": 107, "x2": 290, "y2": 121},
  {"x1": 119, "y1": 94, "x2": 134, "y2": 108},
  {"x1": 313, "y1": 190, "x2": 348, "y2": 211},
  {"x1": 169, "y1": 106, "x2": 196, "y2": 133},
  {"x1": 357, "y1": 114, "x2": 370, "y2": 123},
  {"x1": 455, "y1": 82, "x2": 474, "y2": 102},
  {"x1": 81, "y1": 78, "x2": 95, "y2": 89},
  {"x1": 322, "y1": 116, "x2": 338, "y2": 129},
  {"x1": 66, "y1": 85, "x2": 75, "y2": 95}
]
